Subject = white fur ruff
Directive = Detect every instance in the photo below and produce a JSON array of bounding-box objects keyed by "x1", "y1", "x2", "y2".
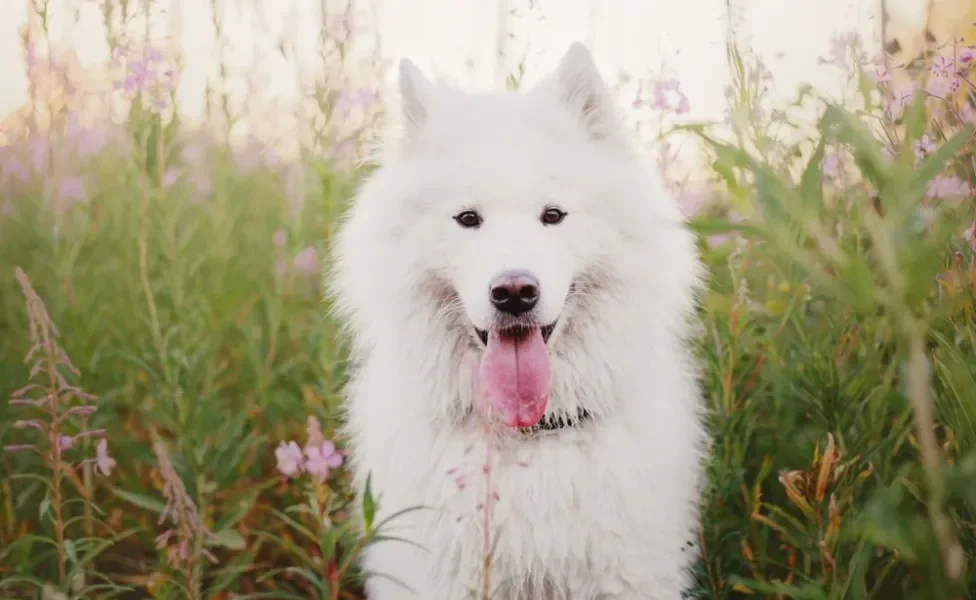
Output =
[{"x1": 328, "y1": 43, "x2": 707, "y2": 600}]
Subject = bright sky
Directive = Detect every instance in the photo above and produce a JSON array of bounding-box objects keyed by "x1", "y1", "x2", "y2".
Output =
[{"x1": 0, "y1": 0, "x2": 917, "y2": 158}]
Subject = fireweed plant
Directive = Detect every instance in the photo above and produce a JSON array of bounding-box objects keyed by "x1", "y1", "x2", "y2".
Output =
[
  {"x1": 682, "y1": 34, "x2": 976, "y2": 599},
  {"x1": 1, "y1": 1, "x2": 976, "y2": 597}
]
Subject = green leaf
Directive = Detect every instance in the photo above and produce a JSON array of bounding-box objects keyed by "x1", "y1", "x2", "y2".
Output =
[
  {"x1": 362, "y1": 473, "x2": 376, "y2": 533},
  {"x1": 819, "y1": 105, "x2": 890, "y2": 191},
  {"x1": 210, "y1": 528, "x2": 246, "y2": 551},
  {"x1": 39, "y1": 497, "x2": 51, "y2": 521},
  {"x1": 63, "y1": 539, "x2": 79, "y2": 566},
  {"x1": 687, "y1": 217, "x2": 764, "y2": 240},
  {"x1": 909, "y1": 124, "x2": 975, "y2": 198},
  {"x1": 799, "y1": 136, "x2": 827, "y2": 213},
  {"x1": 109, "y1": 487, "x2": 165, "y2": 515}
]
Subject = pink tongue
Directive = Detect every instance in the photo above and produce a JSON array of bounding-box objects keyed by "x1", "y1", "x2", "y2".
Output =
[{"x1": 478, "y1": 328, "x2": 551, "y2": 428}]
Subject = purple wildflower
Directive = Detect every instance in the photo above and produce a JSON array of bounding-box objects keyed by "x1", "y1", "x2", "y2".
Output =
[
  {"x1": 822, "y1": 152, "x2": 842, "y2": 178},
  {"x1": 926, "y1": 75, "x2": 953, "y2": 99},
  {"x1": 154, "y1": 441, "x2": 218, "y2": 567},
  {"x1": 292, "y1": 246, "x2": 319, "y2": 277},
  {"x1": 6, "y1": 267, "x2": 108, "y2": 582},
  {"x1": 335, "y1": 89, "x2": 376, "y2": 113},
  {"x1": 675, "y1": 189, "x2": 711, "y2": 218},
  {"x1": 275, "y1": 441, "x2": 304, "y2": 477},
  {"x1": 647, "y1": 77, "x2": 690, "y2": 114},
  {"x1": 161, "y1": 168, "x2": 179, "y2": 189},
  {"x1": 272, "y1": 229, "x2": 288, "y2": 248},
  {"x1": 305, "y1": 415, "x2": 326, "y2": 448},
  {"x1": 1, "y1": 157, "x2": 29, "y2": 184},
  {"x1": 56, "y1": 177, "x2": 86, "y2": 207},
  {"x1": 304, "y1": 440, "x2": 343, "y2": 481},
  {"x1": 64, "y1": 114, "x2": 112, "y2": 159},
  {"x1": 963, "y1": 104, "x2": 976, "y2": 126},
  {"x1": 885, "y1": 82, "x2": 918, "y2": 120},
  {"x1": 931, "y1": 55, "x2": 953, "y2": 75},
  {"x1": 926, "y1": 175, "x2": 972, "y2": 199},
  {"x1": 96, "y1": 439, "x2": 116, "y2": 476},
  {"x1": 28, "y1": 135, "x2": 50, "y2": 175},
  {"x1": 868, "y1": 56, "x2": 891, "y2": 84},
  {"x1": 822, "y1": 32, "x2": 859, "y2": 68},
  {"x1": 913, "y1": 134, "x2": 937, "y2": 163},
  {"x1": 958, "y1": 47, "x2": 975, "y2": 66}
]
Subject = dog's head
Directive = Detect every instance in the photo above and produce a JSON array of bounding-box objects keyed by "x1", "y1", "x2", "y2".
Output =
[{"x1": 331, "y1": 43, "x2": 701, "y2": 430}]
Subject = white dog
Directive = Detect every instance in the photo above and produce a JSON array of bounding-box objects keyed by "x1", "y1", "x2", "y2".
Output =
[{"x1": 329, "y1": 42, "x2": 706, "y2": 600}]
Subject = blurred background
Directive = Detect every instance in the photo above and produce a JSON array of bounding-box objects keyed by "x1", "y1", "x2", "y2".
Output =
[
  {"x1": 1, "y1": 0, "x2": 890, "y2": 188},
  {"x1": 2, "y1": 1, "x2": 976, "y2": 599}
]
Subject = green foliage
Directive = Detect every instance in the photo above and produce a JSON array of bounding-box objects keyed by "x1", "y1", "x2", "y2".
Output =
[{"x1": 686, "y1": 94, "x2": 976, "y2": 599}]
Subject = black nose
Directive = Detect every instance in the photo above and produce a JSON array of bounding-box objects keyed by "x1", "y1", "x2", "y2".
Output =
[{"x1": 489, "y1": 271, "x2": 540, "y2": 316}]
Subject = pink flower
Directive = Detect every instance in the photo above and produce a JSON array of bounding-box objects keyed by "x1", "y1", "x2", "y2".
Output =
[
  {"x1": 275, "y1": 441, "x2": 304, "y2": 477},
  {"x1": 962, "y1": 104, "x2": 976, "y2": 126},
  {"x1": 931, "y1": 55, "x2": 953, "y2": 75},
  {"x1": 926, "y1": 75, "x2": 953, "y2": 99},
  {"x1": 868, "y1": 55, "x2": 891, "y2": 84},
  {"x1": 822, "y1": 152, "x2": 842, "y2": 178},
  {"x1": 305, "y1": 415, "x2": 325, "y2": 448},
  {"x1": 57, "y1": 177, "x2": 86, "y2": 205},
  {"x1": 870, "y1": 64, "x2": 891, "y2": 85},
  {"x1": 57, "y1": 435, "x2": 74, "y2": 451},
  {"x1": 28, "y1": 135, "x2": 50, "y2": 175},
  {"x1": 1, "y1": 157, "x2": 29, "y2": 184},
  {"x1": 706, "y1": 212, "x2": 745, "y2": 249},
  {"x1": 822, "y1": 32, "x2": 859, "y2": 68},
  {"x1": 334, "y1": 89, "x2": 376, "y2": 113},
  {"x1": 958, "y1": 47, "x2": 975, "y2": 66},
  {"x1": 161, "y1": 168, "x2": 179, "y2": 189},
  {"x1": 65, "y1": 117, "x2": 112, "y2": 159},
  {"x1": 304, "y1": 440, "x2": 343, "y2": 481},
  {"x1": 885, "y1": 83, "x2": 918, "y2": 120},
  {"x1": 926, "y1": 176, "x2": 972, "y2": 199},
  {"x1": 293, "y1": 246, "x2": 319, "y2": 277},
  {"x1": 675, "y1": 189, "x2": 711, "y2": 218},
  {"x1": 272, "y1": 229, "x2": 288, "y2": 248},
  {"x1": 964, "y1": 222, "x2": 976, "y2": 253},
  {"x1": 182, "y1": 141, "x2": 207, "y2": 163},
  {"x1": 913, "y1": 135, "x2": 937, "y2": 163},
  {"x1": 96, "y1": 439, "x2": 116, "y2": 476}
]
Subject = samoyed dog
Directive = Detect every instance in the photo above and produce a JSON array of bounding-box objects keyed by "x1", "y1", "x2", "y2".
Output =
[{"x1": 329, "y1": 42, "x2": 706, "y2": 599}]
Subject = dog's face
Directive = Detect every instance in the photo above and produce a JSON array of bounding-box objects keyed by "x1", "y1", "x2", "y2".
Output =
[{"x1": 331, "y1": 44, "x2": 700, "y2": 429}]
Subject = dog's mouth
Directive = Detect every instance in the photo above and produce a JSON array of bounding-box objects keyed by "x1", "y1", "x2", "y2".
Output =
[{"x1": 474, "y1": 322, "x2": 556, "y2": 347}]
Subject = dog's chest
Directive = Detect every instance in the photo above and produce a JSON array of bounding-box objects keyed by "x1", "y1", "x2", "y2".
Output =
[{"x1": 417, "y1": 434, "x2": 643, "y2": 597}]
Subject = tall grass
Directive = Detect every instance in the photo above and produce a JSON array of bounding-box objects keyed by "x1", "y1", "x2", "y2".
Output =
[{"x1": 1, "y1": 3, "x2": 976, "y2": 599}]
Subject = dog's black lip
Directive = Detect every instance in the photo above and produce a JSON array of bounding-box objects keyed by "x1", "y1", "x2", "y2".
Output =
[{"x1": 475, "y1": 322, "x2": 556, "y2": 346}]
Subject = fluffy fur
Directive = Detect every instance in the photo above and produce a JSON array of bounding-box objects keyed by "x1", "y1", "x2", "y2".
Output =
[{"x1": 328, "y1": 42, "x2": 707, "y2": 599}]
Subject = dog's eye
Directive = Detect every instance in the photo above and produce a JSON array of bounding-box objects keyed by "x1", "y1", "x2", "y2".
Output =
[
  {"x1": 540, "y1": 207, "x2": 567, "y2": 226},
  {"x1": 454, "y1": 210, "x2": 482, "y2": 229}
]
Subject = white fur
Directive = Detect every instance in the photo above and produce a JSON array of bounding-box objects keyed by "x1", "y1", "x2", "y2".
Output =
[{"x1": 328, "y1": 42, "x2": 707, "y2": 600}]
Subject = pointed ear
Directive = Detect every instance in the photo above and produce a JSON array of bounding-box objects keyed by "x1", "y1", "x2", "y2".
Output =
[
  {"x1": 546, "y1": 42, "x2": 618, "y2": 140},
  {"x1": 398, "y1": 58, "x2": 435, "y2": 140}
]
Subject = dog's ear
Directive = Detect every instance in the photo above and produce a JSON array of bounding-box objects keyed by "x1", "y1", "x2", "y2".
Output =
[
  {"x1": 546, "y1": 42, "x2": 618, "y2": 140},
  {"x1": 398, "y1": 58, "x2": 434, "y2": 139}
]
